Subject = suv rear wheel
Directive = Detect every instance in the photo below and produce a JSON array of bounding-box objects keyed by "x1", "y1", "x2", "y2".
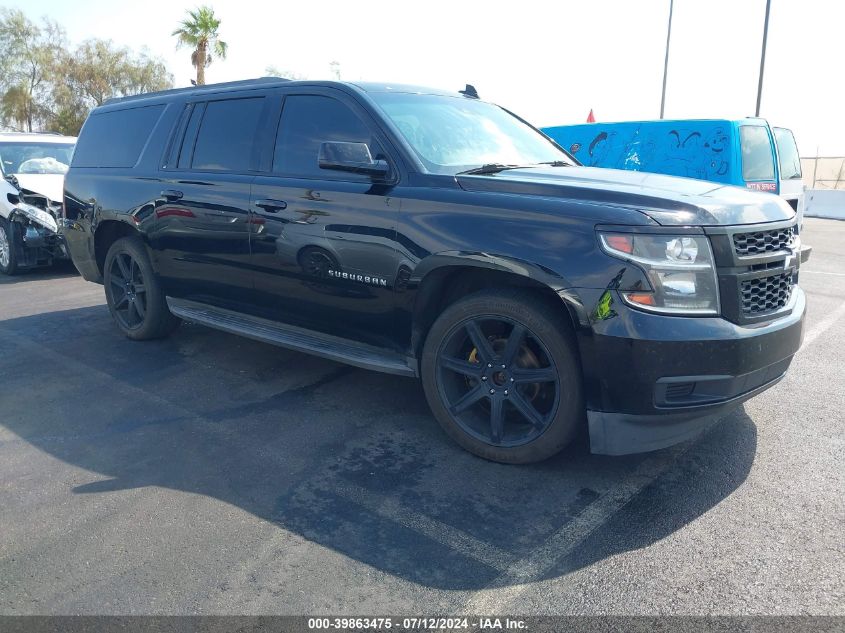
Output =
[
  {"x1": 421, "y1": 289, "x2": 584, "y2": 464},
  {"x1": 103, "y1": 236, "x2": 180, "y2": 340}
]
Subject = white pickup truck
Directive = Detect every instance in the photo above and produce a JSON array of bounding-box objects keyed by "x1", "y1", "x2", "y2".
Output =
[{"x1": 0, "y1": 132, "x2": 76, "y2": 275}]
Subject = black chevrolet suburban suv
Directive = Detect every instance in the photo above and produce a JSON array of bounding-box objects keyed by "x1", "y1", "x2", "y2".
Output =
[{"x1": 62, "y1": 78, "x2": 806, "y2": 464}]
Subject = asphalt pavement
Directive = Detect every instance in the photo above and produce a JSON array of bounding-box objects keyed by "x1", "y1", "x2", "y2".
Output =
[{"x1": 0, "y1": 218, "x2": 842, "y2": 615}]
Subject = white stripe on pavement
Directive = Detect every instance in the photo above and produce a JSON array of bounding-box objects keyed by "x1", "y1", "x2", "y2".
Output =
[
  {"x1": 459, "y1": 442, "x2": 691, "y2": 614},
  {"x1": 801, "y1": 270, "x2": 845, "y2": 277},
  {"x1": 799, "y1": 299, "x2": 845, "y2": 353}
]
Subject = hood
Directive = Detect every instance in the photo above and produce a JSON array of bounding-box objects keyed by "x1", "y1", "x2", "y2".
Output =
[
  {"x1": 10, "y1": 173, "x2": 65, "y2": 204},
  {"x1": 457, "y1": 166, "x2": 795, "y2": 226}
]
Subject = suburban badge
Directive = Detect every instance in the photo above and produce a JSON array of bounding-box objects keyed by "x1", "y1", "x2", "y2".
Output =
[{"x1": 327, "y1": 269, "x2": 388, "y2": 287}]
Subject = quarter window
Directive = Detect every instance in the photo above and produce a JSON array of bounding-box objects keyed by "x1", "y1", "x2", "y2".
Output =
[
  {"x1": 73, "y1": 104, "x2": 164, "y2": 168},
  {"x1": 273, "y1": 95, "x2": 382, "y2": 178},
  {"x1": 191, "y1": 97, "x2": 265, "y2": 172}
]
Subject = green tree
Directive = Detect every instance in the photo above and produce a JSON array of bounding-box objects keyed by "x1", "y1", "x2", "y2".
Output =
[
  {"x1": 1, "y1": 85, "x2": 33, "y2": 131},
  {"x1": 0, "y1": 9, "x2": 65, "y2": 132},
  {"x1": 61, "y1": 40, "x2": 172, "y2": 107},
  {"x1": 51, "y1": 40, "x2": 173, "y2": 135},
  {"x1": 0, "y1": 9, "x2": 173, "y2": 136},
  {"x1": 172, "y1": 6, "x2": 228, "y2": 86}
]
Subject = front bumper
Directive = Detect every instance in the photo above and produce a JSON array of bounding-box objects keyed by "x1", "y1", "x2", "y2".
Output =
[
  {"x1": 11, "y1": 219, "x2": 69, "y2": 269},
  {"x1": 578, "y1": 287, "x2": 806, "y2": 455}
]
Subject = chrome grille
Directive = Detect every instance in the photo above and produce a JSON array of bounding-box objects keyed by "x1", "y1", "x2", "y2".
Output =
[
  {"x1": 733, "y1": 226, "x2": 796, "y2": 256},
  {"x1": 740, "y1": 273, "x2": 793, "y2": 315}
]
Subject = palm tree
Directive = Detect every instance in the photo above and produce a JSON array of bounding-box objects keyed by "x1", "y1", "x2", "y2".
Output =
[{"x1": 172, "y1": 6, "x2": 227, "y2": 86}]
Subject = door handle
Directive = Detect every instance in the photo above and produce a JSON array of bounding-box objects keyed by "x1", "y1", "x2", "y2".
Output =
[
  {"x1": 161, "y1": 189, "x2": 183, "y2": 200},
  {"x1": 255, "y1": 199, "x2": 288, "y2": 212}
]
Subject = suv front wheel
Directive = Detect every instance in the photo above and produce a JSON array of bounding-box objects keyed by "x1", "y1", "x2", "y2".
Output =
[
  {"x1": 103, "y1": 236, "x2": 180, "y2": 340},
  {"x1": 421, "y1": 289, "x2": 584, "y2": 464}
]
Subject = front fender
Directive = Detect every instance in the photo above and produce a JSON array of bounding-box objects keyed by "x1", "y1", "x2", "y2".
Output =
[
  {"x1": 412, "y1": 250, "x2": 571, "y2": 290},
  {"x1": 401, "y1": 251, "x2": 592, "y2": 357}
]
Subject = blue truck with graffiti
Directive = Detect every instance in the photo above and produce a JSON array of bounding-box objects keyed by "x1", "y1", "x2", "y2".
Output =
[{"x1": 542, "y1": 118, "x2": 804, "y2": 216}]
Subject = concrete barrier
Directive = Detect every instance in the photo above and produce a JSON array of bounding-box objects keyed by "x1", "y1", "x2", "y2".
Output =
[{"x1": 805, "y1": 189, "x2": 845, "y2": 220}]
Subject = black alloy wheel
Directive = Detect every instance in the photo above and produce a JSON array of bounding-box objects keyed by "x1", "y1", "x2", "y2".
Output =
[
  {"x1": 436, "y1": 316, "x2": 560, "y2": 447},
  {"x1": 103, "y1": 236, "x2": 180, "y2": 340},
  {"x1": 108, "y1": 251, "x2": 147, "y2": 330},
  {"x1": 422, "y1": 289, "x2": 584, "y2": 464}
]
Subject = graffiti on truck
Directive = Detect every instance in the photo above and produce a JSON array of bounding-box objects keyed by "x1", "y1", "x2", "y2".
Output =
[{"x1": 568, "y1": 123, "x2": 733, "y2": 183}]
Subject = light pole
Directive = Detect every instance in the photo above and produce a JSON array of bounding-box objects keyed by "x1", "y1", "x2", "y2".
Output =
[
  {"x1": 660, "y1": 0, "x2": 674, "y2": 119},
  {"x1": 755, "y1": 0, "x2": 772, "y2": 116}
]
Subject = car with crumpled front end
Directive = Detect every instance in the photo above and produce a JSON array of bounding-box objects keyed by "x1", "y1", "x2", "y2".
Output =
[{"x1": 0, "y1": 132, "x2": 76, "y2": 275}]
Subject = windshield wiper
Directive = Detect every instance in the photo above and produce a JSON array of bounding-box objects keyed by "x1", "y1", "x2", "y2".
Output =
[
  {"x1": 456, "y1": 163, "x2": 532, "y2": 175},
  {"x1": 537, "y1": 160, "x2": 571, "y2": 167}
]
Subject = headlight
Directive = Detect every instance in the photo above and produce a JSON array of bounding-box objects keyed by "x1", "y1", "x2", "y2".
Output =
[
  {"x1": 15, "y1": 204, "x2": 58, "y2": 233},
  {"x1": 598, "y1": 232, "x2": 720, "y2": 315}
]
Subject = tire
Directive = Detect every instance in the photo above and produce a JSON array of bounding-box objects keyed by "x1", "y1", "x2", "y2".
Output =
[
  {"x1": 421, "y1": 288, "x2": 584, "y2": 464},
  {"x1": 0, "y1": 217, "x2": 20, "y2": 275},
  {"x1": 103, "y1": 236, "x2": 180, "y2": 340}
]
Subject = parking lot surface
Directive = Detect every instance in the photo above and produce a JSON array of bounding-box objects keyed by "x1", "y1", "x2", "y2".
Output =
[{"x1": 1, "y1": 218, "x2": 843, "y2": 615}]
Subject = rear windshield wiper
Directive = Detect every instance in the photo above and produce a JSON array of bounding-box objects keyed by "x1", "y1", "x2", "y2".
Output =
[{"x1": 456, "y1": 163, "x2": 533, "y2": 175}]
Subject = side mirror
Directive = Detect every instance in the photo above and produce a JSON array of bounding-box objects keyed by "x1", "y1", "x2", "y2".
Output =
[{"x1": 318, "y1": 142, "x2": 390, "y2": 179}]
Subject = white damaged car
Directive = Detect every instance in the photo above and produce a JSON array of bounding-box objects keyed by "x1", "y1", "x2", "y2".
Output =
[{"x1": 0, "y1": 133, "x2": 76, "y2": 275}]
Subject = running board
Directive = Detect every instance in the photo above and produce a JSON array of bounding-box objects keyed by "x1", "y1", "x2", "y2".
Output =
[{"x1": 166, "y1": 297, "x2": 417, "y2": 377}]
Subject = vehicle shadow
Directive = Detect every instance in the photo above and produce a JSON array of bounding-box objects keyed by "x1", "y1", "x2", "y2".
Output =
[
  {"x1": 0, "y1": 305, "x2": 757, "y2": 591},
  {"x1": 0, "y1": 261, "x2": 78, "y2": 285}
]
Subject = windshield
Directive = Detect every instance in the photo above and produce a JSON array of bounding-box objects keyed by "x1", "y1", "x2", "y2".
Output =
[
  {"x1": 0, "y1": 142, "x2": 75, "y2": 176},
  {"x1": 370, "y1": 93, "x2": 571, "y2": 175},
  {"x1": 773, "y1": 127, "x2": 802, "y2": 180}
]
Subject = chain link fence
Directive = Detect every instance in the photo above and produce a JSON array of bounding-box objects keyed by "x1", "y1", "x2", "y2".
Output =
[{"x1": 801, "y1": 156, "x2": 845, "y2": 190}]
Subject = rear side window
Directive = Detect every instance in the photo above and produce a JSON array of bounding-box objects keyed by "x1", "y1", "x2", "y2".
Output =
[
  {"x1": 190, "y1": 97, "x2": 265, "y2": 171},
  {"x1": 740, "y1": 125, "x2": 775, "y2": 181},
  {"x1": 73, "y1": 104, "x2": 165, "y2": 168},
  {"x1": 773, "y1": 127, "x2": 802, "y2": 180},
  {"x1": 273, "y1": 95, "x2": 382, "y2": 179}
]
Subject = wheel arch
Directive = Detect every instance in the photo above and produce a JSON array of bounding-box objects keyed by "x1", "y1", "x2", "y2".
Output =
[
  {"x1": 94, "y1": 219, "x2": 143, "y2": 276},
  {"x1": 409, "y1": 253, "x2": 585, "y2": 360}
]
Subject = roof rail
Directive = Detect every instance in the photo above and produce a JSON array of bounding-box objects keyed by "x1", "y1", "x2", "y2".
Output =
[{"x1": 103, "y1": 76, "x2": 290, "y2": 106}]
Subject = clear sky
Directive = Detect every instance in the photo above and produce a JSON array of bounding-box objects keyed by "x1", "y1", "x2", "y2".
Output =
[{"x1": 8, "y1": 0, "x2": 845, "y2": 155}]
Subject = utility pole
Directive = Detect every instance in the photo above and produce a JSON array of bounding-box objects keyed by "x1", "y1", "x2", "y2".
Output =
[
  {"x1": 755, "y1": 0, "x2": 772, "y2": 116},
  {"x1": 660, "y1": 0, "x2": 674, "y2": 119}
]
